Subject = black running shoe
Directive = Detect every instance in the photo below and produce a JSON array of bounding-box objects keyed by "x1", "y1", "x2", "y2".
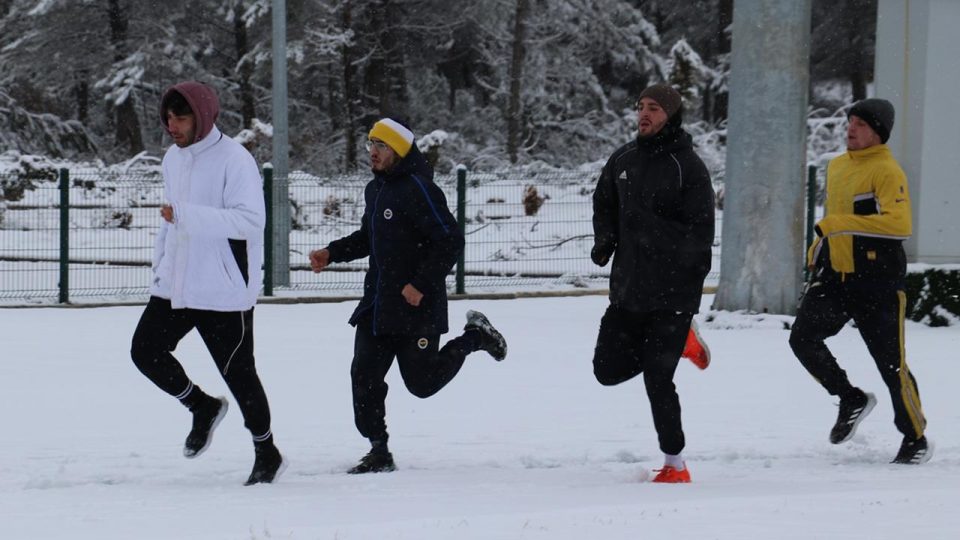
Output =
[
  {"x1": 184, "y1": 396, "x2": 228, "y2": 458},
  {"x1": 464, "y1": 310, "x2": 507, "y2": 361},
  {"x1": 829, "y1": 389, "x2": 876, "y2": 444},
  {"x1": 347, "y1": 448, "x2": 396, "y2": 474},
  {"x1": 891, "y1": 436, "x2": 933, "y2": 464},
  {"x1": 245, "y1": 442, "x2": 286, "y2": 485}
]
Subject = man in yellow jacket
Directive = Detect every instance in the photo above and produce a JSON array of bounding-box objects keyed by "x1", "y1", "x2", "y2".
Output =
[{"x1": 789, "y1": 98, "x2": 930, "y2": 464}]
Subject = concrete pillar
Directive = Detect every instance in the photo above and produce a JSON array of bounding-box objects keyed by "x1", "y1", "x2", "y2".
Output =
[
  {"x1": 875, "y1": 0, "x2": 960, "y2": 264},
  {"x1": 713, "y1": 0, "x2": 813, "y2": 314}
]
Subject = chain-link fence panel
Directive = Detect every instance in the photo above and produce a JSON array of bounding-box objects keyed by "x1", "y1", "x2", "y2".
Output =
[
  {"x1": 1, "y1": 167, "x2": 724, "y2": 304},
  {"x1": 0, "y1": 171, "x2": 61, "y2": 300}
]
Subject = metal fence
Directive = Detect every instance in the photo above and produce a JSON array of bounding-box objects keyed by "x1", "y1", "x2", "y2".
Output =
[{"x1": 0, "y1": 166, "x2": 728, "y2": 304}]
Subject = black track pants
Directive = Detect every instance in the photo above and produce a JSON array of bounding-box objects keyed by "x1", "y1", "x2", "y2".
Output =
[
  {"x1": 593, "y1": 305, "x2": 691, "y2": 455},
  {"x1": 130, "y1": 296, "x2": 272, "y2": 438},
  {"x1": 789, "y1": 281, "x2": 926, "y2": 439},
  {"x1": 351, "y1": 318, "x2": 479, "y2": 442}
]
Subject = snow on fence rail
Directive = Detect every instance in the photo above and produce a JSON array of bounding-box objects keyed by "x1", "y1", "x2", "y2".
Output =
[{"x1": 0, "y1": 167, "x2": 723, "y2": 304}]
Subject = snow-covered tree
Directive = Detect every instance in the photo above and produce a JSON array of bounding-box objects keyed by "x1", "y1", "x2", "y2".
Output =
[{"x1": 667, "y1": 38, "x2": 716, "y2": 117}]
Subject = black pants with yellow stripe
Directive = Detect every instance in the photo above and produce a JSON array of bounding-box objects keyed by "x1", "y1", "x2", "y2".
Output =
[{"x1": 789, "y1": 279, "x2": 926, "y2": 440}]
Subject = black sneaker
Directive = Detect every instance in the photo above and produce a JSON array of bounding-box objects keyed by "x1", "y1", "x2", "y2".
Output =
[
  {"x1": 184, "y1": 396, "x2": 229, "y2": 458},
  {"x1": 465, "y1": 310, "x2": 507, "y2": 361},
  {"x1": 347, "y1": 448, "x2": 396, "y2": 474},
  {"x1": 891, "y1": 436, "x2": 933, "y2": 464},
  {"x1": 829, "y1": 389, "x2": 877, "y2": 444},
  {"x1": 245, "y1": 442, "x2": 286, "y2": 485}
]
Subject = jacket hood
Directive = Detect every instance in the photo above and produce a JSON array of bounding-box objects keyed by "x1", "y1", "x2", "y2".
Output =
[
  {"x1": 636, "y1": 114, "x2": 692, "y2": 155},
  {"x1": 159, "y1": 81, "x2": 220, "y2": 144},
  {"x1": 378, "y1": 142, "x2": 434, "y2": 182}
]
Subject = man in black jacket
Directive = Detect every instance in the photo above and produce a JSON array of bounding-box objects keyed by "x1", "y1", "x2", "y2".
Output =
[
  {"x1": 591, "y1": 84, "x2": 715, "y2": 483},
  {"x1": 309, "y1": 118, "x2": 507, "y2": 474}
]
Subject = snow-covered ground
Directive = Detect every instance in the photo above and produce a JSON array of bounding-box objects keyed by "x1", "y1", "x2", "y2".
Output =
[{"x1": 2, "y1": 294, "x2": 958, "y2": 539}]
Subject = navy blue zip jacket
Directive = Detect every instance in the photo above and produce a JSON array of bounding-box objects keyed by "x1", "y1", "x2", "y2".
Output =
[{"x1": 326, "y1": 144, "x2": 464, "y2": 335}]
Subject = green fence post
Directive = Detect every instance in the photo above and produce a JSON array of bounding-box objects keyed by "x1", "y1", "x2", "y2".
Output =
[
  {"x1": 263, "y1": 165, "x2": 274, "y2": 296},
  {"x1": 456, "y1": 165, "x2": 466, "y2": 294},
  {"x1": 58, "y1": 168, "x2": 69, "y2": 304},
  {"x1": 805, "y1": 164, "x2": 817, "y2": 280}
]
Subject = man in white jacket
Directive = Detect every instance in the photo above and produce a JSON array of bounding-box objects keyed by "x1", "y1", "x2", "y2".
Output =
[{"x1": 130, "y1": 81, "x2": 284, "y2": 485}]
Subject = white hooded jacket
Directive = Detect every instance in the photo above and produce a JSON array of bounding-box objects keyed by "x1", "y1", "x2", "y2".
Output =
[{"x1": 150, "y1": 124, "x2": 265, "y2": 311}]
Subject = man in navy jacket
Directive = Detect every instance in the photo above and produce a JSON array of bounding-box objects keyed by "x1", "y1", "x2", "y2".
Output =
[{"x1": 310, "y1": 118, "x2": 507, "y2": 474}]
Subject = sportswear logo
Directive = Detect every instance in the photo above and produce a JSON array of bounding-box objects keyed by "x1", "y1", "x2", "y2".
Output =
[
  {"x1": 895, "y1": 198, "x2": 906, "y2": 203},
  {"x1": 417, "y1": 337, "x2": 429, "y2": 349},
  {"x1": 383, "y1": 208, "x2": 393, "y2": 220}
]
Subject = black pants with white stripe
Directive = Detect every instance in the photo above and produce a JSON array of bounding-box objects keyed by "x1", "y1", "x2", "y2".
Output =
[
  {"x1": 351, "y1": 315, "x2": 480, "y2": 443},
  {"x1": 592, "y1": 305, "x2": 691, "y2": 456},
  {"x1": 789, "y1": 279, "x2": 926, "y2": 440},
  {"x1": 130, "y1": 296, "x2": 272, "y2": 439}
]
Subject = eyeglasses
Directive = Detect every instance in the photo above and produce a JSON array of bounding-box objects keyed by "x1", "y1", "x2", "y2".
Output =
[{"x1": 365, "y1": 139, "x2": 389, "y2": 152}]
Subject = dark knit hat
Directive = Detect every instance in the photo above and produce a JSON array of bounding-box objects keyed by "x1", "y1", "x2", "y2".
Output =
[
  {"x1": 638, "y1": 84, "x2": 683, "y2": 118},
  {"x1": 848, "y1": 98, "x2": 895, "y2": 143}
]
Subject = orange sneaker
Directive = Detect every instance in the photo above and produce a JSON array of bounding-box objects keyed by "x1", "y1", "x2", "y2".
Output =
[
  {"x1": 651, "y1": 464, "x2": 691, "y2": 483},
  {"x1": 682, "y1": 320, "x2": 710, "y2": 370}
]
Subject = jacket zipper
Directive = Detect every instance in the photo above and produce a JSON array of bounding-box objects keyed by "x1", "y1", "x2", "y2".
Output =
[{"x1": 370, "y1": 180, "x2": 385, "y2": 336}]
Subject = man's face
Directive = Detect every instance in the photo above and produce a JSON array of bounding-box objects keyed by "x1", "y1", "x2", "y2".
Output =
[
  {"x1": 637, "y1": 97, "x2": 669, "y2": 137},
  {"x1": 368, "y1": 138, "x2": 399, "y2": 172},
  {"x1": 846, "y1": 115, "x2": 882, "y2": 151},
  {"x1": 166, "y1": 110, "x2": 196, "y2": 148}
]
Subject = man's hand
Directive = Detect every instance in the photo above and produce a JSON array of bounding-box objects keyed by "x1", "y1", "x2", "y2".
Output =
[
  {"x1": 309, "y1": 248, "x2": 331, "y2": 273},
  {"x1": 591, "y1": 242, "x2": 615, "y2": 267},
  {"x1": 402, "y1": 283, "x2": 423, "y2": 307},
  {"x1": 160, "y1": 204, "x2": 175, "y2": 224}
]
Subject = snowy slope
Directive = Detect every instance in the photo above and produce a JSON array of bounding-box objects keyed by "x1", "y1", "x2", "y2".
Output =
[{"x1": 1, "y1": 295, "x2": 958, "y2": 539}]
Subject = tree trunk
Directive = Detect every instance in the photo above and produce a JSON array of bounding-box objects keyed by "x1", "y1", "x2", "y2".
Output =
[
  {"x1": 233, "y1": 6, "x2": 256, "y2": 128},
  {"x1": 106, "y1": 0, "x2": 143, "y2": 155},
  {"x1": 340, "y1": 0, "x2": 357, "y2": 169},
  {"x1": 712, "y1": 0, "x2": 733, "y2": 123},
  {"x1": 843, "y1": 0, "x2": 870, "y2": 102},
  {"x1": 73, "y1": 75, "x2": 89, "y2": 123},
  {"x1": 506, "y1": 0, "x2": 530, "y2": 164}
]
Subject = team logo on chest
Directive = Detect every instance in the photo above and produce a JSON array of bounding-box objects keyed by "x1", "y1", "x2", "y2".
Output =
[
  {"x1": 383, "y1": 208, "x2": 393, "y2": 220},
  {"x1": 417, "y1": 337, "x2": 429, "y2": 349}
]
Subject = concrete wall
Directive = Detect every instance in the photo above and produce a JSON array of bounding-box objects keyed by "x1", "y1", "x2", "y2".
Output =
[{"x1": 875, "y1": 0, "x2": 960, "y2": 263}]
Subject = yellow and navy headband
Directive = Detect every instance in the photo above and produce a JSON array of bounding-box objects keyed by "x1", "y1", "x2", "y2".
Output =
[{"x1": 368, "y1": 118, "x2": 414, "y2": 157}]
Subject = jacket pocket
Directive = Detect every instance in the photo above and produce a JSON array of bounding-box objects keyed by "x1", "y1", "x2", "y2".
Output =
[
  {"x1": 216, "y1": 241, "x2": 245, "y2": 288},
  {"x1": 853, "y1": 237, "x2": 906, "y2": 278}
]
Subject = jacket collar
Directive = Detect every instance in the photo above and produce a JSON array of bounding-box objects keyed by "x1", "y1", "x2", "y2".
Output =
[
  {"x1": 374, "y1": 143, "x2": 433, "y2": 182},
  {"x1": 846, "y1": 143, "x2": 891, "y2": 161},
  {"x1": 175, "y1": 125, "x2": 223, "y2": 157},
  {"x1": 635, "y1": 122, "x2": 692, "y2": 155}
]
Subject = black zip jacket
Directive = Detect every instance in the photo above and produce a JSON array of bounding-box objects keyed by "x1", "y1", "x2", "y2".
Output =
[
  {"x1": 593, "y1": 122, "x2": 715, "y2": 314},
  {"x1": 326, "y1": 144, "x2": 464, "y2": 336}
]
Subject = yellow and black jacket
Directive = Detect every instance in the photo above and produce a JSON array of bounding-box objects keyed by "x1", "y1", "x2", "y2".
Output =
[{"x1": 808, "y1": 144, "x2": 911, "y2": 281}]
